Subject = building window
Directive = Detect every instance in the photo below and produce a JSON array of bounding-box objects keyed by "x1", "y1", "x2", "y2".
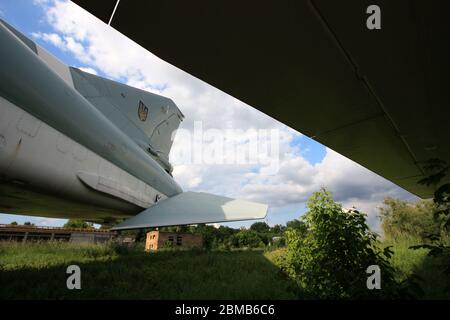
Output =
[
  {"x1": 168, "y1": 236, "x2": 174, "y2": 243},
  {"x1": 176, "y1": 235, "x2": 182, "y2": 246}
]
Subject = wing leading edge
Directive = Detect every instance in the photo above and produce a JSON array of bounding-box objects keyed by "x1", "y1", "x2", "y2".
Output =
[{"x1": 111, "y1": 192, "x2": 268, "y2": 230}]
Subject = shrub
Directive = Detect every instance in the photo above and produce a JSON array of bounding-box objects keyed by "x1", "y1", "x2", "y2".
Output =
[
  {"x1": 379, "y1": 197, "x2": 444, "y2": 241},
  {"x1": 284, "y1": 188, "x2": 399, "y2": 298}
]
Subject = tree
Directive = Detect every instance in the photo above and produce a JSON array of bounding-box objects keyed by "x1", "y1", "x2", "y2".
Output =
[
  {"x1": 231, "y1": 229, "x2": 264, "y2": 248},
  {"x1": 286, "y1": 219, "x2": 304, "y2": 230},
  {"x1": 63, "y1": 219, "x2": 94, "y2": 229},
  {"x1": 379, "y1": 197, "x2": 442, "y2": 240},
  {"x1": 10, "y1": 221, "x2": 18, "y2": 225},
  {"x1": 134, "y1": 228, "x2": 147, "y2": 242},
  {"x1": 23, "y1": 222, "x2": 35, "y2": 226},
  {"x1": 195, "y1": 224, "x2": 218, "y2": 249},
  {"x1": 285, "y1": 219, "x2": 307, "y2": 238},
  {"x1": 271, "y1": 224, "x2": 285, "y2": 235},
  {"x1": 284, "y1": 188, "x2": 398, "y2": 298},
  {"x1": 160, "y1": 225, "x2": 191, "y2": 233},
  {"x1": 250, "y1": 222, "x2": 270, "y2": 233}
]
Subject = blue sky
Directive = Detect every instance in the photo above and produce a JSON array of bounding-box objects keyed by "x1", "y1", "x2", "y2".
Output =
[
  {"x1": 0, "y1": 1, "x2": 74, "y2": 66},
  {"x1": 0, "y1": 0, "x2": 415, "y2": 231}
]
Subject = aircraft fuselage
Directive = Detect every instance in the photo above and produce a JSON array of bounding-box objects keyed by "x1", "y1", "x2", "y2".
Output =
[{"x1": 0, "y1": 19, "x2": 181, "y2": 223}]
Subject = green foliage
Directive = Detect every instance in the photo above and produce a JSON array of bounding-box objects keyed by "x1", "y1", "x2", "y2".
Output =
[
  {"x1": 413, "y1": 159, "x2": 450, "y2": 291},
  {"x1": 417, "y1": 158, "x2": 450, "y2": 235},
  {"x1": 285, "y1": 219, "x2": 307, "y2": 238},
  {"x1": 271, "y1": 224, "x2": 285, "y2": 235},
  {"x1": 10, "y1": 221, "x2": 18, "y2": 225},
  {"x1": 249, "y1": 222, "x2": 270, "y2": 233},
  {"x1": 63, "y1": 219, "x2": 94, "y2": 229},
  {"x1": 286, "y1": 219, "x2": 304, "y2": 231},
  {"x1": 379, "y1": 197, "x2": 445, "y2": 241},
  {"x1": 384, "y1": 238, "x2": 450, "y2": 299},
  {"x1": 134, "y1": 229, "x2": 147, "y2": 242},
  {"x1": 284, "y1": 188, "x2": 399, "y2": 298},
  {"x1": 116, "y1": 228, "x2": 148, "y2": 241},
  {"x1": 230, "y1": 229, "x2": 265, "y2": 248},
  {"x1": 126, "y1": 221, "x2": 287, "y2": 251},
  {"x1": 194, "y1": 224, "x2": 270, "y2": 250},
  {"x1": 161, "y1": 240, "x2": 174, "y2": 249},
  {"x1": 159, "y1": 225, "x2": 191, "y2": 233},
  {"x1": 0, "y1": 241, "x2": 118, "y2": 270},
  {"x1": 270, "y1": 237, "x2": 285, "y2": 249},
  {"x1": 194, "y1": 224, "x2": 224, "y2": 250}
]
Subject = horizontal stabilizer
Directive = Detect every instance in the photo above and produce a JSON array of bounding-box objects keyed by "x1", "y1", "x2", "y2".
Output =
[{"x1": 111, "y1": 192, "x2": 268, "y2": 230}]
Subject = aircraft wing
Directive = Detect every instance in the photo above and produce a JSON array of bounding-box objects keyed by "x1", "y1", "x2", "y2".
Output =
[
  {"x1": 72, "y1": 0, "x2": 450, "y2": 198},
  {"x1": 111, "y1": 192, "x2": 268, "y2": 230}
]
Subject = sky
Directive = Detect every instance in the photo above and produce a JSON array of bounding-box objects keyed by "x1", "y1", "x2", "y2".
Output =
[{"x1": 0, "y1": 0, "x2": 418, "y2": 232}]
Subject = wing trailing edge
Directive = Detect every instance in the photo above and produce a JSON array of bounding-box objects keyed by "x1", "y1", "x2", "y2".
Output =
[{"x1": 111, "y1": 191, "x2": 268, "y2": 230}]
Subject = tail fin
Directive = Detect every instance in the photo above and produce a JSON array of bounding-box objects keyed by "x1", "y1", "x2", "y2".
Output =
[{"x1": 70, "y1": 67, "x2": 184, "y2": 172}]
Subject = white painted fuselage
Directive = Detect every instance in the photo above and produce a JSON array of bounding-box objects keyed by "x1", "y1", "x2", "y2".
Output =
[{"x1": 0, "y1": 95, "x2": 165, "y2": 222}]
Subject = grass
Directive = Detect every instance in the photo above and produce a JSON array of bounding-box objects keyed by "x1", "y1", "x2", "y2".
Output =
[
  {"x1": 383, "y1": 237, "x2": 450, "y2": 299},
  {"x1": 0, "y1": 242, "x2": 298, "y2": 299},
  {"x1": 1, "y1": 239, "x2": 448, "y2": 299}
]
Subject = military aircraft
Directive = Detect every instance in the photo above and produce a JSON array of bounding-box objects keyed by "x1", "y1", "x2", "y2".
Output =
[{"x1": 0, "y1": 19, "x2": 268, "y2": 230}]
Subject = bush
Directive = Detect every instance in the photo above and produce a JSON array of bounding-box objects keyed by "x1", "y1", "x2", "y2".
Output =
[
  {"x1": 161, "y1": 240, "x2": 174, "y2": 249},
  {"x1": 379, "y1": 197, "x2": 445, "y2": 241},
  {"x1": 284, "y1": 188, "x2": 399, "y2": 298},
  {"x1": 63, "y1": 219, "x2": 94, "y2": 229},
  {"x1": 230, "y1": 229, "x2": 265, "y2": 248},
  {"x1": 271, "y1": 237, "x2": 285, "y2": 249}
]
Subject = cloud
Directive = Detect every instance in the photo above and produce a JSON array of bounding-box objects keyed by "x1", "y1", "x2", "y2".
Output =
[
  {"x1": 78, "y1": 66, "x2": 98, "y2": 75},
  {"x1": 32, "y1": 31, "x2": 88, "y2": 62},
  {"x1": 31, "y1": 32, "x2": 64, "y2": 47},
  {"x1": 240, "y1": 148, "x2": 418, "y2": 232},
  {"x1": 27, "y1": 0, "x2": 417, "y2": 232}
]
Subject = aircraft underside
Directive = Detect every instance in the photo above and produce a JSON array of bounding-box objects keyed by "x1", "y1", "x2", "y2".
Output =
[
  {"x1": 0, "y1": 95, "x2": 150, "y2": 223},
  {"x1": 0, "y1": 18, "x2": 268, "y2": 229}
]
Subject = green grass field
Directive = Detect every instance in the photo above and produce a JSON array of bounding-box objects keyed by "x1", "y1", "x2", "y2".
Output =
[
  {"x1": 0, "y1": 240, "x2": 448, "y2": 299},
  {"x1": 382, "y1": 238, "x2": 450, "y2": 299},
  {"x1": 0, "y1": 242, "x2": 299, "y2": 299}
]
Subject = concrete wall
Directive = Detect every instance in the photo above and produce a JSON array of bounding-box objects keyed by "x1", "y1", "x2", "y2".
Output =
[{"x1": 70, "y1": 232, "x2": 112, "y2": 243}]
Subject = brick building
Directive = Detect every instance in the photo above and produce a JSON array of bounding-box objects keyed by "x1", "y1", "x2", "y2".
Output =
[{"x1": 145, "y1": 230, "x2": 202, "y2": 251}]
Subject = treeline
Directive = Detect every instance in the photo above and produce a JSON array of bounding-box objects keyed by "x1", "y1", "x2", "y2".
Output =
[
  {"x1": 379, "y1": 197, "x2": 449, "y2": 241},
  {"x1": 130, "y1": 220, "x2": 307, "y2": 250}
]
